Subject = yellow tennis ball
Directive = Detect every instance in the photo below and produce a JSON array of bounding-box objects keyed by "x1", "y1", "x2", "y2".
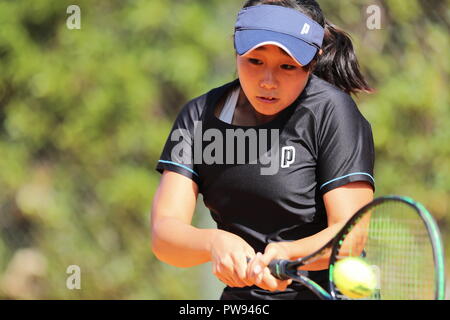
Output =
[{"x1": 333, "y1": 257, "x2": 377, "y2": 299}]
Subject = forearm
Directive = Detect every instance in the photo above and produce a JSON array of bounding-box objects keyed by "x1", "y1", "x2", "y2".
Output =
[
  {"x1": 284, "y1": 183, "x2": 374, "y2": 270},
  {"x1": 283, "y1": 222, "x2": 347, "y2": 271},
  {"x1": 152, "y1": 216, "x2": 217, "y2": 268}
]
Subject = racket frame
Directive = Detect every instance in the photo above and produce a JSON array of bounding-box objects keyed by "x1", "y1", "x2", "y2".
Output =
[{"x1": 269, "y1": 196, "x2": 446, "y2": 300}]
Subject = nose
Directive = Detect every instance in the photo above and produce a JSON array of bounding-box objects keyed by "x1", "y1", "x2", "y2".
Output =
[{"x1": 259, "y1": 70, "x2": 277, "y2": 90}]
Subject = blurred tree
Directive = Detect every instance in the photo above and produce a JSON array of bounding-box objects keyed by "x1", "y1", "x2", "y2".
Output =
[{"x1": 0, "y1": 0, "x2": 448, "y2": 299}]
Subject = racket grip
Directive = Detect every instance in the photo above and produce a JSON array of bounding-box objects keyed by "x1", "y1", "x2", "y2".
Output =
[{"x1": 268, "y1": 259, "x2": 291, "y2": 280}]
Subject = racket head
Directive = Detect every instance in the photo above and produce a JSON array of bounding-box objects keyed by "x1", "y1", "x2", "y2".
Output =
[{"x1": 328, "y1": 196, "x2": 445, "y2": 300}]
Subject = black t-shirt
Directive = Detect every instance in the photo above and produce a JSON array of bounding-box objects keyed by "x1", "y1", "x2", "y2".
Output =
[{"x1": 155, "y1": 74, "x2": 375, "y2": 299}]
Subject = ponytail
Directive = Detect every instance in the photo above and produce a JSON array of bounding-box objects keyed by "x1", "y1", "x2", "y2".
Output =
[
  {"x1": 311, "y1": 21, "x2": 373, "y2": 95},
  {"x1": 242, "y1": 0, "x2": 373, "y2": 95}
]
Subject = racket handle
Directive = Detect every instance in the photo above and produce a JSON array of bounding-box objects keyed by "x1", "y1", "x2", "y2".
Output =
[{"x1": 268, "y1": 259, "x2": 291, "y2": 280}]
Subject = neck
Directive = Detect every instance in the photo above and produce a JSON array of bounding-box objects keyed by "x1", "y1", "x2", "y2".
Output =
[{"x1": 237, "y1": 89, "x2": 277, "y2": 125}]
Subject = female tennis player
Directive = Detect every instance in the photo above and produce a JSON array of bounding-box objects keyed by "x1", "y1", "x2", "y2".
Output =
[{"x1": 151, "y1": 0, "x2": 375, "y2": 300}]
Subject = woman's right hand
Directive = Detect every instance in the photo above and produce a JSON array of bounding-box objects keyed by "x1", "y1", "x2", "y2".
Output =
[{"x1": 209, "y1": 230, "x2": 256, "y2": 288}]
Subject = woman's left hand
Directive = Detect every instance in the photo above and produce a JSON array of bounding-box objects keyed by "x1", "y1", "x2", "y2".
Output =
[{"x1": 246, "y1": 242, "x2": 293, "y2": 292}]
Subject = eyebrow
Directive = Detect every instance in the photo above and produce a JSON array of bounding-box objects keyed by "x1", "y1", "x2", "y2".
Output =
[{"x1": 254, "y1": 46, "x2": 291, "y2": 57}]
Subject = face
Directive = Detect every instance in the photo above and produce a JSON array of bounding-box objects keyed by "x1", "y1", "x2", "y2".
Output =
[{"x1": 236, "y1": 44, "x2": 311, "y2": 116}]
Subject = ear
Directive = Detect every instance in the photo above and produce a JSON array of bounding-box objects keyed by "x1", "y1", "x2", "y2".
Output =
[{"x1": 318, "y1": 49, "x2": 323, "y2": 55}]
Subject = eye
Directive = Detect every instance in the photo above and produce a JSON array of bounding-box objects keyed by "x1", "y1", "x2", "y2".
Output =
[
  {"x1": 248, "y1": 58, "x2": 262, "y2": 65},
  {"x1": 281, "y1": 64, "x2": 297, "y2": 70}
]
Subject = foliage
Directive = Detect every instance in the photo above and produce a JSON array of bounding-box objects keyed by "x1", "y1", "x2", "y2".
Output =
[{"x1": 0, "y1": 0, "x2": 448, "y2": 299}]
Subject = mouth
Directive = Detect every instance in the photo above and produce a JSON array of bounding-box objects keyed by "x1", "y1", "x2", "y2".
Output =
[{"x1": 256, "y1": 96, "x2": 279, "y2": 103}]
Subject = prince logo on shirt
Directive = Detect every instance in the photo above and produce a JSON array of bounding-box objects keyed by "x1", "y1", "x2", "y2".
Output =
[{"x1": 281, "y1": 146, "x2": 296, "y2": 168}]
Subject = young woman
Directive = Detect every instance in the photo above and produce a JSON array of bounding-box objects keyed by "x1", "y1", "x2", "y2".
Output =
[{"x1": 151, "y1": 0, "x2": 375, "y2": 300}]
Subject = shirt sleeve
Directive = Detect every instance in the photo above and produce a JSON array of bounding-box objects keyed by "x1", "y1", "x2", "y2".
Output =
[
  {"x1": 316, "y1": 94, "x2": 375, "y2": 195},
  {"x1": 155, "y1": 99, "x2": 202, "y2": 186}
]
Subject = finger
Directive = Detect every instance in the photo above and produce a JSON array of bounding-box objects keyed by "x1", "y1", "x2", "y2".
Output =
[
  {"x1": 213, "y1": 260, "x2": 237, "y2": 287},
  {"x1": 223, "y1": 256, "x2": 249, "y2": 288},
  {"x1": 263, "y1": 267, "x2": 279, "y2": 292},
  {"x1": 217, "y1": 275, "x2": 233, "y2": 287},
  {"x1": 254, "y1": 274, "x2": 267, "y2": 291},
  {"x1": 220, "y1": 272, "x2": 238, "y2": 287},
  {"x1": 232, "y1": 271, "x2": 249, "y2": 287},
  {"x1": 274, "y1": 279, "x2": 292, "y2": 291},
  {"x1": 269, "y1": 274, "x2": 292, "y2": 291},
  {"x1": 261, "y1": 245, "x2": 279, "y2": 266},
  {"x1": 280, "y1": 279, "x2": 293, "y2": 290},
  {"x1": 248, "y1": 252, "x2": 264, "y2": 283},
  {"x1": 232, "y1": 254, "x2": 248, "y2": 283},
  {"x1": 255, "y1": 267, "x2": 280, "y2": 292},
  {"x1": 240, "y1": 255, "x2": 255, "y2": 287},
  {"x1": 254, "y1": 262, "x2": 268, "y2": 289},
  {"x1": 230, "y1": 266, "x2": 248, "y2": 287},
  {"x1": 245, "y1": 255, "x2": 254, "y2": 284},
  {"x1": 245, "y1": 251, "x2": 257, "y2": 286},
  {"x1": 239, "y1": 253, "x2": 257, "y2": 287},
  {"x1": 269, "y1": 280, "x2": 289, "y2": 292},
  {"x1": 247, "y1": 249, "x2": 256, "y2": 261}
]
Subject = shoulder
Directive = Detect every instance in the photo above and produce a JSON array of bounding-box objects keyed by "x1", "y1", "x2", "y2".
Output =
[
  {"x1": 299, "y1": 75, "x2": 370, "y2": 128},
  {"x1": 175, "y1": 79, "x2": 239, "y2": 125}
]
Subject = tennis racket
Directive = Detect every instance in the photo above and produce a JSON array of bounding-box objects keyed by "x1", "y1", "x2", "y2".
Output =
[{"x1": 268, "y1": 196, "x2": 446, "y2": 300}]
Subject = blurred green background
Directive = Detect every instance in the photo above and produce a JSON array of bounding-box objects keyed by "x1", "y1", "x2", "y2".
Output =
[{"x1": 0, "y1": 0, "x2": 448, "y2": 299}]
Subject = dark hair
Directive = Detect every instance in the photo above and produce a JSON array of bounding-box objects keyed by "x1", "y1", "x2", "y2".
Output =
[{"x1": 241, "y1": 0, "x2": 373, "y2": 95}]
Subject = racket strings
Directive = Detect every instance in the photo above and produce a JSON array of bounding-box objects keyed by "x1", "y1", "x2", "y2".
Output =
[{"x1": 336, "y1": 201, "x2": 436, "y2": 300}]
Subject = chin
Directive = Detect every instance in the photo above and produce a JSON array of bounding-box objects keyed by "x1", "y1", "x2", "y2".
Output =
[{"x1": 253, "y1": 104, "x2": 284, "y2": 116}]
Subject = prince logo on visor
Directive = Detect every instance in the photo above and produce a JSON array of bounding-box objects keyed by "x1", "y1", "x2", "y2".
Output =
[
  {"x1": 234, "y1": 4, "x2": 324, "y2": 66},
  {"x1": 301, "y1": 23, "x2": 311, "y2": 35}
]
